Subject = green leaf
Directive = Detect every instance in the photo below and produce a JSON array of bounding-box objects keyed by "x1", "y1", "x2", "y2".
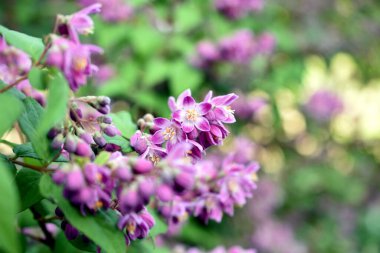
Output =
[
  {"x1": 37, "y1": 70, "x2": 69, "y2": 137},
  {"x1": 104, "y1": 135, "x2": 132, "y2": 153},
  {"x1": 143, "y1": 59, "x2": 169, "y2": 87},
  {"x1": 169, "y1": 62, "x2": 202, "y2": 97},
  {"x1": 0, "y1": 154, "x2": 17, "y2": 176},
  {"x1": 0, "y1": 93, "x2": 24, "y2": 137},
  {"x1": 28, "y1": 67, "x2": 49, "y2": 90},
  {"x1": 18, "y1": 98, "x2": 50, "y2": 161},
  {"x1": 13, "y1": 143, "x2": 68, "y2": 162},
  {"x1": 54, "y1": 232, "x2": 96, "y2": 253},
  {"x1": 15, "y1": 169, "x2": 43, "y2": 212},
  {"x1": 0, "y1": 25, "x2": 44, "y2": 61},
  {"x1": 40, "y1": 175, "x2": 127, "y2": 253},
  {"x1": 148, "y1": 208, "x2": 168, "y2": 238},
  {"x1": 94, "y1": 151, "x2": 111, "y2": 165},
  {"x1": 0, "y1": 160, "x2": 21, "y2": 253},
  {"x1": 174, "y1": 2, "x2": 202, "y2": 32},
  {"x1": 109, "y1": 111, "x2": 137, "y2": 138}
]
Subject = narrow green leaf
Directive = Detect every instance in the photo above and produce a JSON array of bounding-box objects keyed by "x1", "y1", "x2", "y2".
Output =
[
  {"x1": 0, "y1": 25, "x2": 44, "y2": 61},
  {"x1": 15, "y1": 169, "x2": 43, "y2": 212},
  {"x1": 0, "y1": 154, "x2": 17, "y2": 176},
  {"x1": 28, "y1": 67, "x2": 48, "y2": 90},
  {"x1": 40, "y1": 175, "x2": 127, "y2": 253},
  {"x1": 109, "y1": 111, "x2": 137, "y2": 138},
  {"x1": 104, "y1": 135, "x2": 132, "y2": 153},
  {"x1": 0, "y1": 93, "x2": 24, "y2": 137},
  {"x1": 0, "y1": 160, "x2": 21, "y2": 253}
]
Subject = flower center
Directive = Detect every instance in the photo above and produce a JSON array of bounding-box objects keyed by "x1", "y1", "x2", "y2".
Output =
[
  {"x1": 163, "y1": 127, "x2": 176, "y2": 140},
  {"x1": 185, "y1": 109, "x2": 198, "y2": 121},
  {"x1": 127, "y1": 222, "x2": 136, "y2": 234},
  {"x1": 228, "y1": 180, "x2": 239, "y2": 193},
  {"x1": 149, "y1": 154, "x2": 160, "y2": 165},
  {"x1": 225, "y1": 106, "x2": 235, "y2": 114},
  {"x1": 73, "y1": 57, "x2": 87, "y2": 71}
]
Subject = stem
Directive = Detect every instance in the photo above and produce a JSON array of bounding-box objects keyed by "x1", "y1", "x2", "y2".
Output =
[
  {"x1": 0, "y1": 139, "x2": 17, "y2": 148},
  {"x1": 38, "y1": 215, "x2": 61, "y2": 223},
  {"x1": 0, "y1": 75, "x2": 27, "y2": 93},
  {"x1": 30, "y1": 207, "x2": 55, "y2": 250},
  {"x1": 10, "y1": 159, "x2": 50, "y2": 172}
]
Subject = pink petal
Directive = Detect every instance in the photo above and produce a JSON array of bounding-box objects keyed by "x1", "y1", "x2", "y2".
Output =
[
  {"x1": 197, "y1": 102, "x2": 212, "y2": 115},
  {"x1": 212, "y1": 93, "x2": 238, "y2": 106},
  {"x1": 153, "y1": 117, "x2": 170, "y2": 128},
  {"x1": 204, "y1": 90, "x2": 213, "y2": 101},
  {"x1": 182, "y1": 121, "x2": 195, "y2": 133},
  {"x1": 168, "y1": 97, "x2": 176, "y2": 111},
  {"x1": 195, "y1": 117, "x2": 210, "y2": 132},
  {"x1": 213, "y1": 107, "x2": 228, "y2": 120},
  {"x1": 172, "y1": 110, "x2": 182, "y2": 121},
  {"x1": 182, "y1": 96, "x2": 196, "y2": 109},
  {"x1": 151, "y1": 131, "x2": 165, "y2": 144}
]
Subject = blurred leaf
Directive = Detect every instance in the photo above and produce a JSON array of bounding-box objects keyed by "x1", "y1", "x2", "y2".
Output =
[
  {"x1": 0, "y1": 154, "x2": 17, "y2": 176},
  {"x1": 94, "y1": 151, "x2": 111, "y2": 165},
  {"x1": 130, "y1": 26, "x2": 164, "y2": 57},
  {"x1": 15, "y1": 168, "x2": 43, "y2": 212},
  {"x1": 0, "y1": 93, "x2": 24, "y2": 137},
  {"x1": 0, "y1": 159, "x2": 21, "y2": 253},
  {"x1": 174, "y1": 2, "x2": 202, "y2": 32},
  {"x1": 0, "y1": 25, "x2": 44, "y2": 61},
  {"x1": 28, "y1": 67, "x2": 48, "y2": 90},
  {"x1": 54, "y1": 232, "x2": 96, "y2": 253},
  {"x1": 147, "y1": 208, "x2": 168, "y2": 238},
  {"x1": 143, "y1": 59, "x2": 169, "y2": 87},
  {"x1": 169, "y1": 61, "x2": 202, "y2": 96},
  {"x1": 39, "y1": 175, "x2": 127, "y2": 253},
  {"x1": 110, "y1": 111, "x2": 137, "y2": 138},
  {"x1": 104, "y1": 135, "x2": 132, "y2": 153}
]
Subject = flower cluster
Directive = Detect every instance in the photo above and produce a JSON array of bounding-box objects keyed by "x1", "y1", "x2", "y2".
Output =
[
  {"x1": 214, "y1": 0, "x2": 264, "y2": 19},
  {"x1": 304, "y1": 89, "x2": 344, "y2": 122},
  {"x1": 78, "y1": 0, "x2": 133, "y2": 22},
  {"x1": 0, "y1": 37, "x2": 45, "y2": 105},
  {"x1": 48, "y1": 95, "x2": 121, "y2": 158},
  {"x1": 233, "y1": 92, "x2": 267, "y2": 120},
  {"x1": 46, "y1": 4, "x2": 103, "y2": 91},
  {"x1": 192, "y1": 30, "x2": 275, "y2": 68}
]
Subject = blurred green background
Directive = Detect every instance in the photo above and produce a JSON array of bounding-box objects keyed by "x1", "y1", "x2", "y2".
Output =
[{"x1": 2, "y1": 0, "x2": 380, "y2": 252}]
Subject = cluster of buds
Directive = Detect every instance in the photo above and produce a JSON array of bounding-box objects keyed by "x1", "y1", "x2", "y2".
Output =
[
  {"x1": 48, "y1": 95, "x2": 121, "y2": 158},
  {"x1": 78, "y1": 0, "x2": 133, "y2": 22},
  {"x1": 214, "y1": 0, "x2": 264, "y2": 19},
  {"x1": 192, "y1": 30, "x2": 275, "y2": 68},
  {"x1": 173, "y1": 245, "x2": 256, "y2": 253},
  {"x1": 46, "y1": 4, "x2": 103, "y2": 91},
  {"x1": 0, "y1": 37, "x2": 45, "y2": 105}
]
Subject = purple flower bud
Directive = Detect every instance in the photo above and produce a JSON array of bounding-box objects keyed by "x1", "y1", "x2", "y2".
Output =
[
  {"x1": 114, "y1": 167, "x2": 132, "y2": 181},
  {"x1": 55, "y1": 207, "x2": 64, "y2": 218},
  {"x1": 52, "y1": 170, "x2": 66, "y2": 184},
  {"x1": 79, "y1": 132, "x2": 94, "y2": 144},
  {"x1": 98, "y1": 104, "x2": 110, "y2": 114},
  {"x1": 75, "y1": 140, "x2": 93, "y2": 157},
  {"x1": 64, "y1": 134, "x2": 78, "y2": 153},
  {"x1": 70, "y1": 108, "x2": 83, "y2": 121},
  {"x1": 130, "y1": 131, "x2": 148, "y2": 155},
  {"x1": 119, "y1": 189, "x2": 142, "y2": 213},
  {"x1": 64, "y1": 223, "x2": 79, "y2": 240},
  {"x1": 140, "y1": 210, "x2": 155, "y2": 229},
  {"x1": 51, "y1": 133, "x2": 65, "y2": 150},
  {"x1": 156, "y1": 184, "x2": 173, "y2": 202},
  {"x1": 138, "y1": 180, "x2": 155, "y2": 204},
  {"x1": 93, "y1": 132, "x2": 107, "y2": 147},
  {"x1": 98, "y1": 116, "x2": 112, "y2": 124},
  {"x1": 174, "y1": 172, "x2": 195, "y2": 193},
  {"x1": 66, "y1": 169, "x2": 85, "y2": 190},
  {"x1": 98, "y1": 96, "x2": 111, "y2": 106},
  {"x1": 132, "y1": 158, "x2": 153, "y2": 174},
  {"x1": 103, "y1": 125, "x2": 118, "y2": 137},
  {"x1": 83, "y1": 163, "x2": 98, "y2": 184},
  {"x1": 47, "y1": 128, "x2": 61, "y2": 139}
]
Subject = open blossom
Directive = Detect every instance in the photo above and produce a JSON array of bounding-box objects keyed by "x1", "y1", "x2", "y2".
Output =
[
  {"x1": 78, "y1": 0, "x2": 133, "y2": 22},
  {"x1": 151, "y1": 118, "x2": 186, "y2": 149},
  {"x1": 46, "y1": 36, "x2": 103, "y2": 91},
  {"x1": 173, "y1": 96, "x2": 212, "y2": 133}
]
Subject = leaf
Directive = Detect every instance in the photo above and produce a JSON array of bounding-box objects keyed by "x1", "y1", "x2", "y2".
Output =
[
  {"x1": 18, "y1": 98, "x2": 50, "y2": 161},
  {"x1": 109, "y1": 111, "x2": 137, "y2": 138},
  {"x1": 15, "y1": 169, "x2": 43, "y2": 212},
  {"x1": 0, "y1": 160, "x2": 21, "y2": 253},
  {"x1": 0, "y1": 25, "x2": 44, "y2": 61},
  {"x1": 28, "y1": 67, "x2": 48, "y2": 90},
  {"x1": 169, "y1": 61, "x2": 202, "y2": 97},
  {"x1": 148, "y1": 208, "x2": 168, "y2": 238},
  {"x1": 143, "y1": 59, "x2": 169, "y2": 87},
  {"x1": 0, "y1": 93, "x2": 24, "y2": 137},
  {"x1": 94, "y1": 151, "x2": 111, "y2": 165},
  {"x1": 0, "y1": 154, "x2": 17, "y2": 176},
  {"x1": 37, "y1": 70, "x2": 69, "y2": 137},
  {"x1": 174, "y1": 2, "x2": 202, "y2": 32},
  {"x1": 104, "y1": 135, "x2": 132, "y2": 153},
  {"x1": 39, "y1": 175, "x2": 127, "y2": 253},
  {"x1": 13, "y1": 143, "x2": 68, "y2": 162},
  {"x1": 54, "y1": 232, "x2": 96, "y2": 253}
]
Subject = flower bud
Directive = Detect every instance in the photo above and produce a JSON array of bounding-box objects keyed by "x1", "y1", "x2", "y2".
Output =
[
  {"x1": 156, "y1": 184, "x2": 173, "y2": 202},
  {"x1": 64, "y1": 223, "x2": 79, "y2": 240},
  {"x1": 119, "y1": 189, "x2": 142, "y2": 213},
  {"x1": 75, "y1": 140, "x2": 93, "y2": 157},
  {"x1": 47, "y1": 127, "x2": 61, "y2": 139},
  {"x1": 138, "y1": 180, "x2": 155, "y2": 203},
  {"x1": 93, "y1": 132, "x2": 106, "y2": 147},
  {"x1": 143, "y1": 113, "x2": 154, "y2": 123},
  {"x1": 174, "y1": 172, "x2": 194, "y2": 193},
  {"x1": 64, "y1": 134, "x2": 77, "y2": 153},
  {"x1": 98, "y1": 116, "x2": 112, "y2": 124},
  {"x1": 52, "y1": 170, "x2": 66, "y2": 184},
  {"x1": 97, "y1": 96, "x2": 111, "y2": 106},
  {"x1": 98, "y1": 104, "x2": 110, "y2": 114},
  {"x1": 103, "y1": 125, "x2": 118, "y2": 137},
  {"x1": 132, "y1": 158, "x2": 153, "y2": 174},
  {"x1": 114, "y1": 166, "x2": 132, "y2": 181},
  {"x1": 51, "y1": 133, "x2": 65, "y2": 150},
  {"x1": 55, "y1": 207, "x2": 64, "y2": 218},
  {"x1": 83, "y1": 163, "x2": 98, "y2": 184},
  {"x1": 66, "y1": 169, "x2": 85, "y2": 190},
  {"x1": 130, "y1": 131, "x2": 148, "y2": 155}
]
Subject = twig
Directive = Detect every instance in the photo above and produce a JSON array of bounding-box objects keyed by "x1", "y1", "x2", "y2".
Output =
[
  {"x1": 9, "y1": 159, "x2": 50, "y2": 172},
  {"x1": 0, "y1": 75, "x2": 27, "y2": 93},
  {"x1": 30, "y1": 207, "x2": 55, "y2": 249}
]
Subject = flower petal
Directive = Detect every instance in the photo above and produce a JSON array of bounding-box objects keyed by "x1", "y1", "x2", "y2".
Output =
[
  {"x1": 212, "y1": 93, "x2": 238, "y2": 106},
  {"x1": 197, "y1": 102, "x2": 212, "y2": 115},
  {"x1": 195, "y1": 117, "x2": 210, "y2": 132},
  {"x1": 153, "y1": 117, "x2": 170, "y2": 128},
  {"x1": 182, "y1": 121, "x2": 195, "y2": 133},
  {"x1": 182, "y1": 96, "x2": 196, "y2": 109},
  {"x1": 151, "y1": 130, "x2": 165, "y2": 144}
]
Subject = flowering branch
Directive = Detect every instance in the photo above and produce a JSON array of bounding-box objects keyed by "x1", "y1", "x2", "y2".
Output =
[{"x1": 9, "y1": 158, "x2": 50, "y2": 172}]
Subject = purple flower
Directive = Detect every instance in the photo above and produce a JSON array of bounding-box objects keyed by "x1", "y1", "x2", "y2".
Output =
[
  {"x1": 151, "y1": 118, "x2": 186, "y2": 148},
  {"x1": 173, "y1": 96, "x2": 212, "y2": 133},
  {"x1": 118, "y1": 209, "x2": 155, "y2": 242},
  {"x1": 46, "y1": 36, "x2": 103, "y2": 91},
  {"x1": 218, "y1": 30, "x2": 256, "y2": 64},
  {"x1": 130, "y1": 130, "x2": 167, "y2": 164},
  {"x1": 78, "y1": 0, "x2": 133, "y2": 22},
  {"x1": 204, "y1": 91, "x2": 238, "y2": 123},
  {"x1": 305, "y1": 89, "x2": 344, "y2": 122},
  {"x1": 214, "y1": 0, "x2": 264, "y2": 19},
  {"x1": 168, "y1": 89, "x2": 192, "y2": 112},
  {"x1": 193, "y1": 194, "x2": 224, "y2": 223}
]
